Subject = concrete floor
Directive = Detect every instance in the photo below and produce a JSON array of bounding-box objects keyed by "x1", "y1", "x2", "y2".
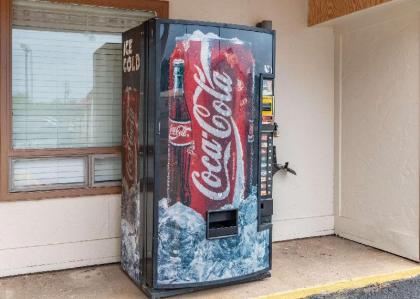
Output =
[{"x1": 0, "y1": 236, "x2": 418, "y2": 299}]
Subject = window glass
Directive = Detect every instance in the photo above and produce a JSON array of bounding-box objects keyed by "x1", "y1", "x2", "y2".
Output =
[
  {"x1": 92, "y1": 155, "x2": 121, "y2": 185},
  {"x1": 11, "y1": 157, "x2": 87, "y2": 191},
  {"x1": 12, "y1": 29, "x2": 122, "y2": 149}
]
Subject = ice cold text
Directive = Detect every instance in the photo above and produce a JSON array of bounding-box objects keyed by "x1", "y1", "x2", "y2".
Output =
[{"x1": 123, "y1": 38, "x2": 140, "y2": 73}]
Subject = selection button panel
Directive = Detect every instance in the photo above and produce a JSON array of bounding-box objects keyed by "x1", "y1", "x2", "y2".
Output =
[{"x1": 260, "y1": 132, "x2": 273, "y2": 198}]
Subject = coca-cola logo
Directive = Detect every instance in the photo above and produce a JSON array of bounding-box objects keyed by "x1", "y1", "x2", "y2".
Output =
[
  {"x1": 168, "y1": 119, "x2": 192, "y2": 146},
  {"x1": 191, "y1": 62, "x2": 238, "y2": 201},
  {"x1": 124, "y1": 88, "x2": 138, "y2": 186},
  {"x1": 126, "y1": 107, "x2": 136, "y2": 182}
]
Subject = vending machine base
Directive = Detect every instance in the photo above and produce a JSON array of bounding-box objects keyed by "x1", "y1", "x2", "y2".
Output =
[{"x1": 138, "y1": 271, "x2": 271, "y2": 299}]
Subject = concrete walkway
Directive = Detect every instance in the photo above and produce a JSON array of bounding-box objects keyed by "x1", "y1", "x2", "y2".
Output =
[{"x1": 0, "y1": 236, "x2": 417, "y2": 299}]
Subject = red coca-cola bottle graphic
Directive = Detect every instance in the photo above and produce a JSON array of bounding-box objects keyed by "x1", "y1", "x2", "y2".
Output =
[
  {"x1": 166, "y1": 31, "x2": 255, "y2": 217},
  {"x1": 180, "y1": 32, "x2": 254, "y2": 217},
  {"x1": 167, "y1": 55, "x2": 193, "y2": 206}
]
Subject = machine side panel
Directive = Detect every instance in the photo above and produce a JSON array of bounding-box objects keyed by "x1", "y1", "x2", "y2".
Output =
[{"x1": 121, "y1": 24, "x2": 144, "y2": 285}]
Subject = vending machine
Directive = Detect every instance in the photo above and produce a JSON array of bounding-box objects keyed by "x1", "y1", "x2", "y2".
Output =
[{"x1": 121, "y1": 18, "x2": 277, "y2": 298}]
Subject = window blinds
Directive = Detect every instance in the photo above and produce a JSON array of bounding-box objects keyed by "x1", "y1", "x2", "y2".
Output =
[
  {"x1": 12, "y1": 0, "x2": 155, "y2": 149},
  {"x1": 92, "y1": 155, "x2": 122, "y2": 185},
  {"x1": 11, "y1": 155, "x2": 123, "y2": 191},
  {"x1": 11, "y1": 157, "x2": 87, "y2": 191},
  {"x1": 12, "y1": 29, "x2": 123, "y2": 149}
]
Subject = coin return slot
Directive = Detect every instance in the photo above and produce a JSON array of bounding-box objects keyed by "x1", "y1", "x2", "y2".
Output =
[
  {"x1": 260, "y1": 199, "x2": 273, "y2": 217},
  {"x1": 207, "y1": 209, "x2": 238, "y2": 239}
]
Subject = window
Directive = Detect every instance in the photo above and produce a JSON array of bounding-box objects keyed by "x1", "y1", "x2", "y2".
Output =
[
  {"x1": 91, "y1": 155, "x2": 122, "y2": 186},
  {"x1": 12, "y1": 29, "x2": 123, "y2": 150},
  {"x1": 11, "y1": 157, "x2": 88, "y2": 192},
  {"x1": 0, "y1": 0, "x2": 167, "y2": 200}
]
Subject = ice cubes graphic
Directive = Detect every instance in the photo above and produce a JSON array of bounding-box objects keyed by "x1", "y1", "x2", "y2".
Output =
[
  {"x1": 121, "y1": 219, "x2": 140, "y2": 283},
  {"x1": 157, "y1": 194, "x2": 269, "y2": 284},
  {"x1": 121, "y1": 183, "x2": 141, "y2": 283}
]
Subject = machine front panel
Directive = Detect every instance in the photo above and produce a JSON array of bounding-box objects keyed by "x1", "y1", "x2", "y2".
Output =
[{"x1": 156, "y1": 22, "x2": 274, "y2": 287}]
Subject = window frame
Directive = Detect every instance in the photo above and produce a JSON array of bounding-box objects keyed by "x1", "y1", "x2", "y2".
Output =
[{"x1": 0, "y1": 0, "x2": 168, "y2": 201}]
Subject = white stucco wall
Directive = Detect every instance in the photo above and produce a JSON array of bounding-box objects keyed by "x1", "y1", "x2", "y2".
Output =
[
  {"x1": 0, "y1": 0, "x2": 335, "y2": 277},
  {"x1": 333, "y1": 3, "x2": 420, "y2": 261},
  {"x1": 0, "y1": 195, "x2": 121, "y2": 277}
]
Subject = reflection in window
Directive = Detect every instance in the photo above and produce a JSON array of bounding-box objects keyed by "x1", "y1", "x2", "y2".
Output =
[{"x1": 12, "y1": 29, "x2": 122, "y2": 149}]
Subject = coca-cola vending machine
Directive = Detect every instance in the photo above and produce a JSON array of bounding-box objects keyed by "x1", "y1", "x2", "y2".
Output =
[{"x1": 121, "y1": 18, "x2": 276, "y2": 298}]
